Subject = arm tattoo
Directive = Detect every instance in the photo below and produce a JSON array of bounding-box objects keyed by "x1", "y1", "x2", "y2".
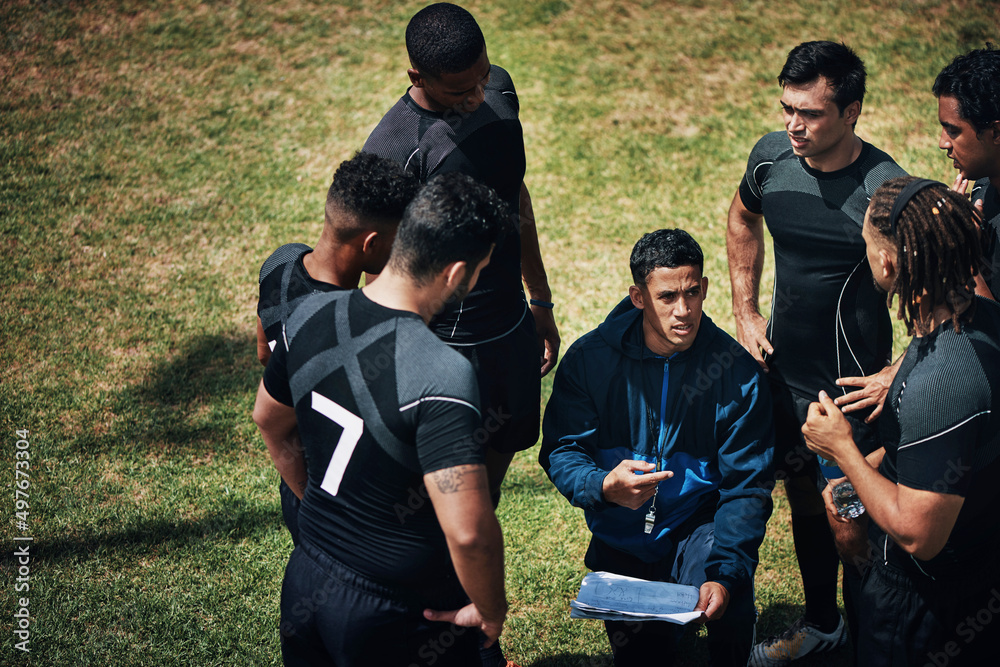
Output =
[{"x1": 430, "y1": 465, "x2": 477, "y2": 494}]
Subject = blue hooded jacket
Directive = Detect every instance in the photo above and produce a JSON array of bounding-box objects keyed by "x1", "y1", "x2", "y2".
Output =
[{"x1": 539, "y1": 297, "x2": 774, "y2": 593}]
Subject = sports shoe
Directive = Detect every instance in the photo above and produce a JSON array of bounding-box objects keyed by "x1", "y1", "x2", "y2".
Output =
[{"x1": 749, "y1": 616, "x2": 846, "y2": 666}]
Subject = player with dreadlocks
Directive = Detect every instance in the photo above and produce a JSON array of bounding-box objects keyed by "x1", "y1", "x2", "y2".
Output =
[
  {"x1": 871, "y1": 177, "x2": 983, "y2": 335},
  {"x1": 801, "y1": 176, "x2": 1000, "y2": 666}
]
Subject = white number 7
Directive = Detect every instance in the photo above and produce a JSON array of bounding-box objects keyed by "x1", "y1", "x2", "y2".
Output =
[{"x1": 310, "y1": 391, "x2": 364, "y2": 496}]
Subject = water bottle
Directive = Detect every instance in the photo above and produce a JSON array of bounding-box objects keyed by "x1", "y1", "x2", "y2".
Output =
[{"x1": 818, "y1": 457, "x2": 865, "y2": 519}]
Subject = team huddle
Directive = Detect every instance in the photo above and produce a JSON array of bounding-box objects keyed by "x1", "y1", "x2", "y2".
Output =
[{"x1": 251, "y1": 3, "x2": 1000, "y2": 667}]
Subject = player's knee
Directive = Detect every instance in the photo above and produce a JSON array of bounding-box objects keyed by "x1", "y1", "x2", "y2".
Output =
[{"x1": 830, "y1": 517, "x2": 871, "y2": 565}]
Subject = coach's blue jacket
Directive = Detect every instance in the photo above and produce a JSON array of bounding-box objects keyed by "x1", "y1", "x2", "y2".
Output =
[{"x1": 539, "y1": 297, "x2": 774, "y2": 594}]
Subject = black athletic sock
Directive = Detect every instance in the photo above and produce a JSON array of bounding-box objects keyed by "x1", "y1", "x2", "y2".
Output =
[{"x1": 791, "y1": 512, "x2": 841, "y2": 633}]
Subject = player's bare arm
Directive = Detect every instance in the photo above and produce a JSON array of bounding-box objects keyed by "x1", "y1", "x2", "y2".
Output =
[
  {"x1": 256, "y1": 317, "x2": 272, "y2": 367},
  {"x1": 519, "y1": 182, "x2": 561, "y2": 377},
  {"x1": 601, "y1": 459, "x2": 674, "y2": 510},
  {"x1": 726, "y1": 190, "x2": 772, "y2": 371},
  {"x1": 423, "y1": 463, "x2": 507, "y2": 646},
  {"x1": 803, "y1": 391, "x2": 964, "y2": 560},
  {"x1": 252, "y1": 380, "x2": 307, "y2": 499}
]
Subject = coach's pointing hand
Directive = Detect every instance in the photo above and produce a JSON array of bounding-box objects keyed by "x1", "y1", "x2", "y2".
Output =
[{"x1": 601, "y1": 460, "x2": 674, "y2": 510}]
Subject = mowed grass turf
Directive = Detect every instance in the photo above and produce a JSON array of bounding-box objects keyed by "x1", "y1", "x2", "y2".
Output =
[{"x1": 2, "y1": 0, "x2": 997, "y2": 664}]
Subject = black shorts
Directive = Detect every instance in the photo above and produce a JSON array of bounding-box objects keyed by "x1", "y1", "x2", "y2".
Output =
[
  {"x1": 450, "y1": 310, "x2": 541, "y2": 454},
  {"x1": 280, "y1": 540, "x2": 475, "y2": 667},
  {"x1": 770, "y1": 380, "x2": 880, "y2": 481},
  {"x1": 858, "y1": 560, "x2": 1000, "y2": 667}
]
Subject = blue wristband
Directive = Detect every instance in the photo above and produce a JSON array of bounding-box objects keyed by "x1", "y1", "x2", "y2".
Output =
[{"x1": 529, "y1": 299, "x2": 554, "y2": 309}]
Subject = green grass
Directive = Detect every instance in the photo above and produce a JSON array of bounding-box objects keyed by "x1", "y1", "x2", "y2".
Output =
[{"x1": 3, "y1": 0, "x2": 998, "y2": 664}]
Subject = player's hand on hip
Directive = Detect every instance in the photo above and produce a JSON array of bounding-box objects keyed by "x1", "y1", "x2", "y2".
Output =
[
  {"x1": 601, "y1": 459, "x2": 673, "y2": 510},
  {"x1": 423, "y1": 604, "x2": 505, "y2": 647},
  {"x1": 834, "y1": 362, "x2": 897, "y2": 422},
  {"x1": 733, "y1": 311, "x2": 772, "y2": 372}
]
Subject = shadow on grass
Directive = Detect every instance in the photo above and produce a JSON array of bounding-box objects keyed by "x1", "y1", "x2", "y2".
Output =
[
  {"x1": 22, "y1": 495, "x2": 281, "y2": 565},
  {"x1": 525, "y1": 636, "x2": 708, "y2": 667},
  {"x1": 502, "y1": 472, "x2": 558, "y2": 498},
  {"x1": 88, "y1": 329, "x2": 261, "y2": 455}
]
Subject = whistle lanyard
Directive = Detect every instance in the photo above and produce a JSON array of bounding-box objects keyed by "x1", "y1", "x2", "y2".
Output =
[{"x1": 644, "y1": 360, "x2": 670, "y2": 534}]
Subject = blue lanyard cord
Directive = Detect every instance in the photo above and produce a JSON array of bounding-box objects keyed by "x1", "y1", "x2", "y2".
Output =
[
  {"x1": 656, "y1": 359, "x2": 670, "y2": 473},
  {"x1": 645, "y1": 357, "x2": 671, "y2": 535}
]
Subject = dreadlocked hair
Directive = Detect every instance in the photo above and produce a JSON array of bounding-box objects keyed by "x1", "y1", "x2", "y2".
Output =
[{"x1": 867, "y1": 176, "x2": 985, "y2": 336}]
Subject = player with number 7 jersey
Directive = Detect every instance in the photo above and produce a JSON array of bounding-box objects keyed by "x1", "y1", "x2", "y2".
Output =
[
  {"x1": 262, "y1": 289, "x2": 485, "y2": 592},
  {"x1": 253, "y1": 171, "x2": 510, "y2": 666}
]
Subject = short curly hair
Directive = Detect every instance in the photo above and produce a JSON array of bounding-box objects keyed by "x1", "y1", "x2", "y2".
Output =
[
  {"x1": 405, "y1": 3, "x2": 485, "y2": 78},
  {"x1": 325, "y1": 152, "x2": 419, "y2": 239},
  {"x1": 933, "y1": 44, "x2": 1000, "y2": 133},
  {"x1": 388, "y1": 171, "x2": 511, "y2": 284},
  {"x1": 630, "y1": 229, "x2": 704, "y2": 285}
]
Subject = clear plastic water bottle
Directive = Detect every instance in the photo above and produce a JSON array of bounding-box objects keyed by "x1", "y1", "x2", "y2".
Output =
[{"x1": 818, "y1": 457, "x2": 865, "y2": 519}]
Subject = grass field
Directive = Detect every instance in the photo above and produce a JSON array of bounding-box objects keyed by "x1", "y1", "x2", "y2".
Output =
[{"x1": 2, "y1": 0, "x2": 998, "y2": 664}]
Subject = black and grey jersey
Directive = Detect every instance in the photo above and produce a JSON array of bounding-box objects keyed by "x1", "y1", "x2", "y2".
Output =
[
  {"x1": 262, "y1": 289, "x2": 483, "y2": 592},
  {"x1": 257, "y1": 244, "x2": 344, "y2": 354},
  {"x1": 875, "y1": 297, "x2": 1000, "y2": 578},
  {"x1": 739, "y1": 131, "x2": 907, "y2": 398},
  {"x1": 364, "y1": 65, "x2": 527, "y2": 344},
  {"x1": 971, "y1": 178, "x2": 1000, "y2": 299}
]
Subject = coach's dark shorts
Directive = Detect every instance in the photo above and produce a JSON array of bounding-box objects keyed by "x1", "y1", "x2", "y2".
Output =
[
  {"x1": 584, "y1": 521, "x2": 756, "y2": 666},
  {"x1": 770, "y1": 379, "x2": 880, "y2": 481},
  {"x1": 858, "y1": 560, "x2": 1000, "y2": 667},
  {"x1": 280, "y1": 540, "x2": 475, "y2": 667},
  {"x1": 450, "y1": 310, "x2": 541, "y2": 454}
]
